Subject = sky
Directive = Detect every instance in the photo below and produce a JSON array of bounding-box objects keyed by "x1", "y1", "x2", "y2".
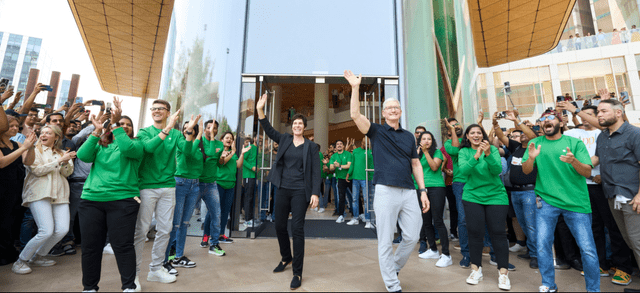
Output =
[{"x1": 0, "y1": 0, "x2": 143, "y2": 127}]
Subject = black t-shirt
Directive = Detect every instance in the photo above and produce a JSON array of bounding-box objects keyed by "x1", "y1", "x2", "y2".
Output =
[
  {"x1": 366, "y1": 123, "x2": 418, "y2": 189},
  {"x1": 507, "y1": 139, "x2": 537, "y2": 185},
  {"x1": 281, "y1": 143, "x2": 305, "y2": 189}
]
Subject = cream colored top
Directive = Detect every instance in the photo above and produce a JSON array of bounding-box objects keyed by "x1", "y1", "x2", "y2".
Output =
[{"x1": 22, "y1": 145, "x2": 74, "y2": 207}]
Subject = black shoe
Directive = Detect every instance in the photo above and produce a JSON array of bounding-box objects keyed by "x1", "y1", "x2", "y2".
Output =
[
  {"x1": 530, "y1": 257, "x2": 538, "y2": 269},
  {"x1": 162, "y1": 261, "x2": 178, "y2": 275},
  {"x1": 273, "y1": 260, "x2": 291, "y2": 273},
  {"x1": 517, "y1": 252, "x2": 531, "y2": 260},
  {"x1": 554, "y1": 258, "x2": 570, "y2": 270},
  {"x1": 63, "y1": 244, "x2": 76, "y2": 255},
  {"x1": 569, "y1": 259, "x2": 583, "y2": 271},
  {"x1": 48, "y1": 244, "x2": 65, "y2": 257},
  {"x1": 393, "y1": 235, "x2": 402, "y2": 244},
  {"x1": 290, "y1": 275, "x2": 301, "y2": 290}
]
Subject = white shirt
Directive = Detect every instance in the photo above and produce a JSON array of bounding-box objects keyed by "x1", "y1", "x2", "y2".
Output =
[{"x1": 564, "y1": 128, "x2": 601, "y2": 184}]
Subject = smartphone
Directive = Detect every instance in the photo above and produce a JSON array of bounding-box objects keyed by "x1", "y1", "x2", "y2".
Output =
[
  {"x1": 45, "y1": 105, "x2": 51, "y2": 109},
  {"x1": 106, "y1": 102, "x2": 112, "y2": 114},
  {"x1": 0, "y1": 78, "x2": 9, "y2": 88},
  {"x1": 562, "y1": 109, "x2": 568, "y2": 115},
  {"x1": 556, "y1": 96, "x2": 565, "y2": 102},
  {"x1": 91, "y1": 100, "x2": 104, "y2": 106},
  {"x1": 103, "y1": 118, "x2": 111, "y2": 130},
  {"x1": 500, "y1": 127, "x2": 507, "y2": 132},
  {"x1": 64, "y1": 101, "x2": 70, "y2": 107},
  {"x1": 532, "y1": 125, "x2": 541, "y2": 131},
  {"x1": 42, "y1": 85, "x2": 53, "y2": 92},
  {"x1": 75, "y1": 97, "x2": 83, "y2": 104},
  {"x1": 34, "y1": 103, "x2": 47, "y2": 109}
]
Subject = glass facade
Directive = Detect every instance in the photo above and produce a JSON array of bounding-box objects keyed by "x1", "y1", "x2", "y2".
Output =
[
  {"x1": 0, "y1": 34, "x2": 23, "y2": 82},
  {"x1": 56, "y1": 80, "x2": 71, "y2": 109},
  {"x1": 17, "y1": 37, "x2": 42, "y2": 91},
  {"x1": 493, "y1": 67, "x2": 552, "y2": 116}
]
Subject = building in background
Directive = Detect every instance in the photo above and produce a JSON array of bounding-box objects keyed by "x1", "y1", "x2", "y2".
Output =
[
  {"x1": 0, "y1": 32, "x2": 42, "y2": 91},
  {"x1": 56, "y1": 79, "x2": 71, "y2": 109}
]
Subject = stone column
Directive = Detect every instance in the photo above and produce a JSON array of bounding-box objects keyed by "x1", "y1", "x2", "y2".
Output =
[
  {"x1": 314, "y1": 83, "x2": 329, "y2": 152},
  {"x1": 67, "y1": 74, "x2": 81, "y2": 104},
  {"x1": 46, "y1": 71, "x2": 60, "y2": 107}
]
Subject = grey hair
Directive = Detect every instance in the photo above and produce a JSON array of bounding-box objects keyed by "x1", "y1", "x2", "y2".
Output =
[
  {"x1": 382, "y1": 98, "x2": 400, "y2": 110},
  {"x1": 600, "y1": 99, "x2": 625, "y2": 113}
]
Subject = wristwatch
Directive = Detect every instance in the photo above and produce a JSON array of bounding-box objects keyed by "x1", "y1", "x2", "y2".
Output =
[
  {"x1": 111, "y1": 122, "x2": 120, "y2": 128},
  {"x1": 419, "y1": 188, "x2": 427, "y2": 194},
  {"x1": 574, "y1": 108, "x2": 581, "y2": 115}
]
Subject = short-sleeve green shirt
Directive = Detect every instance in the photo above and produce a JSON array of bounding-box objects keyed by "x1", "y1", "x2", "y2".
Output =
[
  {"x1": 330, "y1": 151, "x2": 353, "y2": 179},
  {"x1": 445, "y1": 138, "x2": 465, "y2": 183},
  {"x1": 523, "y1": 135, "x2": 592, "y2": 213},
  {"x1": 217, "y1": 153, "x2": 238, "y2": 189},
  {"x1": 418, "y1": 149, "x2": 445, "y2": 188},
  {"x1": 349, "y1": 148, "x2": 367, "y2": 180}
]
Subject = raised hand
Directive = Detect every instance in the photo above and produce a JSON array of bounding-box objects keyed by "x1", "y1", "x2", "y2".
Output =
[
  {"x1": 527, "y1": 142, "x2": 541, "y2": 159},
  {"x1": 477, "y1": 110, "x2": 484, "y2": 124},
  {"x1": 343, "y1": 70, "x2": 361, "y2": 88},
  {"x1": 443, "y1": 118, "x2": 455, "y2": 131},
  {"x1": 185, "y1": 114, "x2": 201, "y2": 131},
  {"x1": 11, "y1": 91, "x2": 23, "y2": 105},
  {"x1": 166, "y1": 109, "x2": 181, "y2": 130},
  {"x1": 598, "y1": 88, "x2": 609, "y2": 98},
  {"x1": 22, "y1": 132, "x2": 37, "y2": 149},
  {"x1": 241, "y1": 144, "x2": 251, "y2": 154},
  {"x1": 257, "y1": 93, "x2": 268, "y2": 112},
  {"x1": 90, "y1": 114, "x2": 104, "y2": 133},
  {"x1": 506, "y1": 110, "x2": 518, "y2": 121},
  {"x1": 1, "y1": 86, "x2": 14, "y2": 103},
  {"x1": 559, "y1": 147, "x2": 576, "y2": 164},
  {"x1": 480, "y1": 140, "x2": 491, "y2": 156}
]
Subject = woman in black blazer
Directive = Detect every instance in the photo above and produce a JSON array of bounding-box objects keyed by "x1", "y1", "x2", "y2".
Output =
[{"x1": 256, "y1": 93, "x2": 320, "y2": 290}]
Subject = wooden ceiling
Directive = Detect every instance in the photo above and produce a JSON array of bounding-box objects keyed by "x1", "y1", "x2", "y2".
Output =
[
  {"x1": 67, "y1": 0, "x2": 174, "y2": 97},
  {"x1": 469, "y1": 0, "x2": 576, "y2": 67}
]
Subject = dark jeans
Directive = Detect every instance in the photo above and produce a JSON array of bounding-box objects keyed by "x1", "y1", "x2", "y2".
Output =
[
  {"x1": 217, "y1": 185, "x2": 235, "y2": 236},
  {"x1": 274, "y1": 188, "x2": 308, "y2": 276},
  {"x1": 420, "y1": 187, "x2": 449, "y2": 256},
  {"x1": 463, "y1": 200, "x2": 509, "y2": 270},
  {"x1": 243, "y1": 178, "x2": 256, "y2": 221},
  {"x1": 445, "y1": 185, "x2": 458, "y2": 237},
  {"x1": 0, "y1": 184, "x2": 21, "y2": 265},
  {"x1": 79, "y1": 198, "x2": 139, "y2": 291},
  {"x1": 62, "y1": 181, "x2": 84, "y2": 243},
  {"x1": 588, "y1": 184, "x2": 634, "y2": 273},
  {"x1": 19, "y1": 208, "x2": 35, "y2": 248},
  {"x1": 337, "y1": 179, "x2": 349, "y2": 216}
]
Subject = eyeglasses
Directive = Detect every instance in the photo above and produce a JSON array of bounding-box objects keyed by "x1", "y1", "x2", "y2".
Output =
[
  {"x1": 538, "y1": 115, "x2": 556, "y2": 122},
  {"x1": 150, "y1": 107, "x2": 168, "y2": 111},
  {"x1": 384, "y1": 106, "x2": 401, "y2": 111}
]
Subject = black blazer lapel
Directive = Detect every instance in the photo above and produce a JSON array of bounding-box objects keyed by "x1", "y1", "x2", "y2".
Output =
[{"x1": 302, "y1": 139, "x2": 308, "y2": 171}]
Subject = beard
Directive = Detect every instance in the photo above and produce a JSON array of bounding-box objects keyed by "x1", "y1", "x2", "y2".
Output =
[
  {"x1": 543, "y1": 123, "x2": 561, "y2": 137},
  {"x1": 455, "y1": 129, "x2": 463, "y2": 136},
  {"x1": 599, "y1": 116, "x2": 617, "y2": 127}
]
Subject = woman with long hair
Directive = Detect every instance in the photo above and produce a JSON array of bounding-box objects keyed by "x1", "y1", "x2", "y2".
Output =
[
  {"x1": 0, "y1": 111, "x2": 36, "y2": 266},
  {"x1": 458, "y1": 124, "x2": 510, "y2": 290},
  {"x1": 13, "y1": 124, "x2": 75, "y2": 275},
  {"x1": 415, "y1": 131, "x2": 451, "y2": 267},
  {"x1": 256, "y1": 93, "x2": 320, "y2": 290}
]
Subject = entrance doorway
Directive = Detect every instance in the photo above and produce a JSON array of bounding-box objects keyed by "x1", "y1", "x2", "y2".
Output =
[{"x1": 231, "y1": 74, "x2": 398, "y2": 238}]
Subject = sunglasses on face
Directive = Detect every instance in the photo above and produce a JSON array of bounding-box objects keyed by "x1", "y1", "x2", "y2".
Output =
[
  {"x1": 150, "y1": 107, "x2": 168, "y2": 111},
  {"x1": 538, "y1": 115, "x2": 557, "y2": 122}
]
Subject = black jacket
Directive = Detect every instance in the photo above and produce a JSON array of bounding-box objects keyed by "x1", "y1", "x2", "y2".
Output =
[{"x1": 259, "y1": 118, "x2": 321, "y2": 202}]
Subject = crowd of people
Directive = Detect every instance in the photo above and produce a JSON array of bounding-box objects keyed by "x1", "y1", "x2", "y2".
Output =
[
  {"x1": 1, "y1": 72, "x2": 640, "y2": 293},
  {"x1": 560, "y1": 25, "x2": 640, "y2": 51}
]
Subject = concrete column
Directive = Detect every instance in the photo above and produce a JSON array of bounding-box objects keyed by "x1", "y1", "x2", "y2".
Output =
[
  {"x1": 271, "y1": 85, "x2": 283, "y2": 132},
  {"x1": 24, "y1": 68, "x2": 39, "y2": 98},
  {"x1": 549, "y1": 64, "x2": 563, "y2": 98},
  {"x1": 67, "y1": 74, "x2": 80, "y2": 104},
  {"x1": 314, "y1": 83, "x2": 329, "y2": 152},
  {"x1": 46, "y1": 71, "x2": 60, "y2": 107},
  {"x1": 485, "y1": 72, "x2": 498, "y2": 114}
]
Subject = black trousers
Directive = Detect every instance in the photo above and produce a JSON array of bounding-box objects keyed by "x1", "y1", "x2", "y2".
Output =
[
  {"x1": 243, "y1": 178, "x2": 256, "y2": 221},
  {"x1": 79, "y1": 198, "x2": 139, "y2": 291},
  {"x1": 463, "y1": 200, "x2": 509, "y2": 269},
  {"x1": 554, "y1": 215, "x2": 580, "y2": 262},
  {"x1": 420, "y1": 187, "x2": 449, "y2": 255},
  {"x1": 445, "y1": 185, "x2": 458, "y2": 237},
  {"x1": 0, "y1": 184, "x2": 21, "y2": 266},
  {"x1": 588, "y1": 184, "x2": 634, "y2": 273},
  {"x1": 337, "y1": 179, "x2": 349, "y2": 216},
  {"x1": 274, "y1": 188, "x2": 308, "y2": 276}
]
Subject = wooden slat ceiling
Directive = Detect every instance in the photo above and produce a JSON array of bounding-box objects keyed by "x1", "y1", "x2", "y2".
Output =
[
  {"x1": 469, "y1": 0, "x2": 576, "y2": 67},
  {"x1": 67, "y1": 0, "x2": 174, "y2": 97}
]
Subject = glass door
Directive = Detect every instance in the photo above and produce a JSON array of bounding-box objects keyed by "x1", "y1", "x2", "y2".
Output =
[{"x1": 363, "y1": 78, "x2": 381, "y2": 227}]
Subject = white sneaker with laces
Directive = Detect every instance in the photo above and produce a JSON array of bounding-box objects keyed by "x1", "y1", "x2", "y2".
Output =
[
  {"x1": 364, "y1": 222, "x2": 374, "y2": 229},
  {"x1": 509, "y1": 243, "x2": 525, "y2": 252},
  {"x1": 538, "y1": 285, "x2": 557, "y2": 292},
  {"x1": 318, "y1": 208, "x2": 325, "y2": 213},
  {"x1": 498, "y1": 273, "x2": 511, "y2": 290},
  {"x1": 123, "y1": 289, "x2": 136, "y2": 292},
  {"x1": 103, "y1": 243, "x2": 114, "y2": 255},
  {"x1": 346, "y1": 219, "x2": 359, "y2": 225},
  {"x1": 147, "y1": 269, "x2": 177, "y2": 283},
  {"x1": 82, "y1": 290, "x2": 97, "y2": 292},
  {"x1": 336, "y1": 215, "x2": 344, "y2": 223},
  {"x1": 419, "y1": 249, "x2": 440, "y2": 259},
  {"x1": 12, "y1": 260, "x2": 32, "y2": 274},
  {"x1": 134, "y1": 276, "x2": 141, "y2": 292},
  {"x1": 466, "y1": 267, "x2": 483, "y2": 285},
  {"x1": 29, "y1": 254, "x2": 56, "y2": 267},
  {"x1": 435, "y1": 254, "x2": 453, "y2": 267}
]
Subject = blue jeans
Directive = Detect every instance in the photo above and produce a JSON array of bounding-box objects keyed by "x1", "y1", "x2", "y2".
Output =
[
  {"x1": 19, "y1": 208, "x2": 35, "y2": 248},
  {"x1": 453, "y1": 182, "x2": 493, "y2": 258},
  {"x1": 537, "y1": 198, "x2": 600, "y2": 292},
  {"x1": 201, "y1": 182, "x2": 221, "y2": 245},
  {"x1": 511, "y1": 190, "x2": 537, "y2": 257},
  {"x1": 165, "y1": 177, "x2": 199, "y2": 260},
  {"x1": 217, "y1": 185, "x2": 235, "y2": 237},
  {"x1": 365, "y1": 181, "x2": 375, "y2": 221},
  {"x1": 260, "y1": 181, "x2": 275, "y2": 220},
  {"x1": 322, "y1": 177, "x2": 334, "y2": 208},
  {"x1": 351, "y1": 180, "x2": 366, "y2": 218}
]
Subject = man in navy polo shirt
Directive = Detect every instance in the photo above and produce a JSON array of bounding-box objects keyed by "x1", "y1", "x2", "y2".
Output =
[{"x1": 344, "y1": 70, "x2": 430, "y2": 292}]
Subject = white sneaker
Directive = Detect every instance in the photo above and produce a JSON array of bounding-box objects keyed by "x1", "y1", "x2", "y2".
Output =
[
  {"x1": 12, "y1": 260, "x2": 32, "y2": 274},
  {"x1": 435, "y1": 254, "x2": 453, "y2": 267},
  {"x1": 82, "y1": 290, "x2": 97, "y2": 292},
  {"x1": 466, "y1": 267, "x2": 483, "y2": 285},
  {"x1": 147, "y1": 269, "x2": 177, "y2": 283},
  {"x1": 364, "y1": 222, "x2": 374, "y2": 229},
  {"x1": 317, "y1": 208, "x2": 325, "y2": 213},
  {"x1": 498, "y1": 273, "x2": 511, "y2": 290},
  {"x1": 103, "y1": 243, "x2": 114, "y2": 255},
  {"x1": 418, "y1": 249, "x2": 440, "y2": 259},
  {"x1": 346, "y1": 219, "x2": 359, "y2": 225},
  {"x1": 123, "y1": 289, "x2": 136, "y2": 292},
  {"x1": 538, "y1": 285, "x2": 557, "y2": 292},
  {"x1": 134, "y1": 276, "x2": 141, "y2": 292},
  {"x1": 312, "y1": 207, "x2": 318, "y2": 211},
  {"x1": 29, "y1": 254, "x2": 56, "y2": 267},
  {"x1": 336, "y1": 215, "x2": 344, "y2": 223},
  {"x1": 359, "y1": 214, "x2": 365, "y2": 221},
  {"x1": 509, "y1": 243, "x2": 525, "y2": 252}
]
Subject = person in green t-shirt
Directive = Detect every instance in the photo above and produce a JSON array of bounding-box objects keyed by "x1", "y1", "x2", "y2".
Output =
[
  {"x1": 330, "y1": 140, "x2": 353, "y2": 223},
  {"x1": 457, "y1": 124, "x2": 511, "y2": 289},
  {"x1": 241, "y1": 136, "x2": 258, "y2": 226},
  {"x1": 133, "y1": 100, "x2": 198, "y2": 285},
  {"x1": 76, "y1": 98, "x2": 143, "y2": 291},
  {"x1": 346, "y1": 140, "x2": 367, "y2": 226},
  {"x1": 217, "y1": 131, "x2": 250, "y2": 249},
  {"x1": 522, "y1": 110, "x2": 599, "y2": 293},
  {"x1": 165, "y1": 117, "x2": 202, "y2": 268},
  {"x1": 414, "y1": 131, "x2": 451, "y2": 267}
]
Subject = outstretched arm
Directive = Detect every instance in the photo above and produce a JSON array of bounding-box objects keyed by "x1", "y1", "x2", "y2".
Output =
[
  {"x1": 344, "y1": 70, "x2": 371, "y2": 134},
  {"x1": 257, "y1": 93, "x2": 284, "y2": 143}
]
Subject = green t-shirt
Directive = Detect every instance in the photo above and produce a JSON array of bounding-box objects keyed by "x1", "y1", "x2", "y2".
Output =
[
  {"x1": 199, "y1": 137, "x2": 223, "y2": 183},
  {"x1": 77, "y1": 128, "x2": 143, "y2": 202},
  {"x1": 458, "y1": 146, "x2": 508, "y2": 205},
  {"x1": 523, "y1": 135, "x2": 592, "y2": 213},
  {"x1": 366, "y1": 149, "x2": 374, "y2": 181},
  {"x1": 217, "y1": 153, "x2": 238, "y2": 189},
  {"x1": 445, "y1": 138, "x2": 465, "y2": 183},
  {"x1": 319, "y1": 151, "x2": 328, "y2": 179},
  {"x1": 175, "y1": 138, "x2": 203, "y2": 179},
  {"x1": 242, "y1": 144, "x2": 257, "y2": 179},
  {"x1": 330, "y1": 151, "x2": 353, "y2": 179},
  {"x1": 414, "y1": 149, "x2": 445, "y2": 188},
  {"x1": 349, "y1": 147, "x2": 367, "y2": 180},
  {"x1": 137, "y1": 126, "x2": 192, "y2": 190}
]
